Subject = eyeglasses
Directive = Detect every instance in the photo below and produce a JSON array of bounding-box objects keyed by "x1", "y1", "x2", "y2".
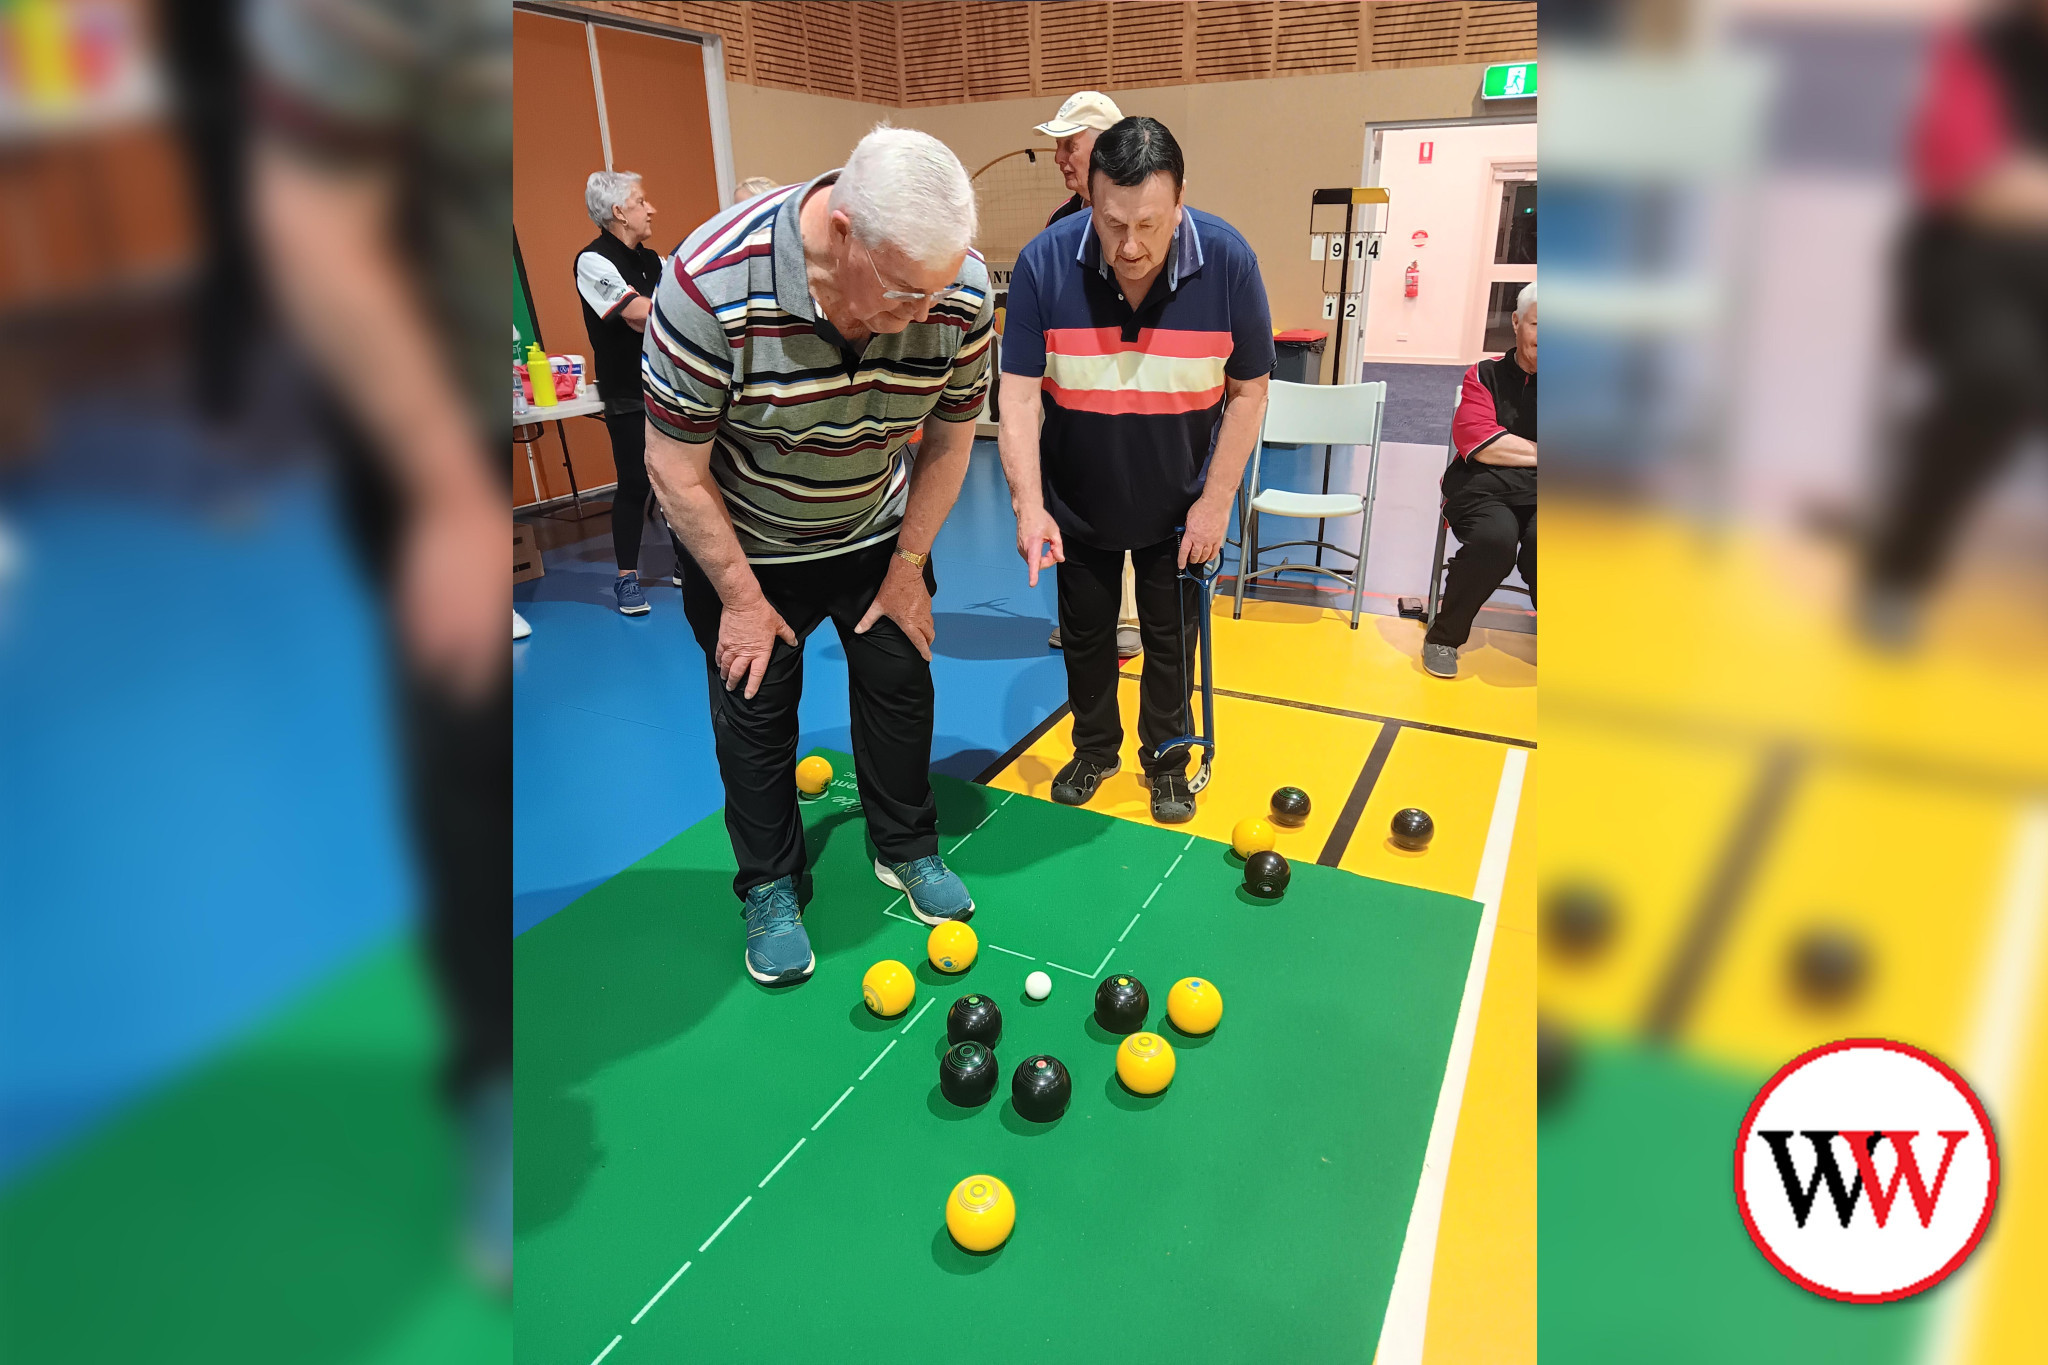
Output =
[{"x1": 859, "y1": 238, "x2": 942, "y2": 303}]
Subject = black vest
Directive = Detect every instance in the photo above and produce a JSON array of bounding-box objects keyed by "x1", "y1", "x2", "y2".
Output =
[{"x1": 577, "y1": 230, "x2": 663, "y2": 416}]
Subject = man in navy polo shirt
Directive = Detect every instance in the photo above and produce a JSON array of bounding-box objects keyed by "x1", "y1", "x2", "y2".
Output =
[{"x1": 996, "y1": 117, "x2": 1273, "y2": 824}]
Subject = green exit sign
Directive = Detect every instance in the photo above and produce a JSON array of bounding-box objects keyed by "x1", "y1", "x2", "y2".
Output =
[{"x1": 1482, "y1": 62, "x2": 1536, "y2": 99}]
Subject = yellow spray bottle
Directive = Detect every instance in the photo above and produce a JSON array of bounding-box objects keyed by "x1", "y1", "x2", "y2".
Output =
[{"x1": 525, "y1": 343, "x2": 557, "y2": 407}]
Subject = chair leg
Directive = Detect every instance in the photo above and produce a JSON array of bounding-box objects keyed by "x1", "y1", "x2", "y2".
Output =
[
  {"x1": 1426, "y1": 516, "x2": 1449, "y2": 627},
  {"x1": 1350, "y1": 500, "x2": 1368, "y2": 630},
  {"x1": 1233, "y1": 506, "x2": 1254, "y2": 619}
]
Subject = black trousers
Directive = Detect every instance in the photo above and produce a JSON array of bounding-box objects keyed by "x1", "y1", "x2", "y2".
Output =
[
  {"x1": 605, "y1": 410, "x2": 686, "y2": 575},
  {"x1": 1058, "y1": 536, "x2": 1198, "y2": 776},
  {"x1": 334, "y1": 411, "x2": 510, "y2": 1105},
  {"x1": 1426, "y1": 492, "x2": 1536, "y2": 649},
  {"x1": 679, "y1": 539, "x2": 941, "y2": 899},
  {"x1": 1866, "y1": 223, "x2": 2048, "y2": 595}
]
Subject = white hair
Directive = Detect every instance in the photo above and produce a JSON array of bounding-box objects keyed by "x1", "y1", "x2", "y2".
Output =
[
  {"x1": 1514, "y1": 280, "x2": 1537, "y2": 320},
  {"x1": 585, "y1": 170, "x2": 642, "y2": 228},
  {"x1": 829, "y1": 125, "x2": 976, "y2": 267}
]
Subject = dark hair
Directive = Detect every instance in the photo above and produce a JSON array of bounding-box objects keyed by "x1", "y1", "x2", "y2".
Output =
[{"x1": 1088, "y1": 116, "x2": 1184, "y2": 195}]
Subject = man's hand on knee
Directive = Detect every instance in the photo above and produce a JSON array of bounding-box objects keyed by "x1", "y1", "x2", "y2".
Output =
[{"x1": 716, "y1": 595, "x2": 799, "y2": 698}]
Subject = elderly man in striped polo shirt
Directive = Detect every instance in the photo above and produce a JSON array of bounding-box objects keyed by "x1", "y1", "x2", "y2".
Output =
[
  {"x1": 997, "y1": 117, "x2": 1273, "y2": 825},
  {"x1": 644, "y1": 127, "x2": 993, "y2": 987}
]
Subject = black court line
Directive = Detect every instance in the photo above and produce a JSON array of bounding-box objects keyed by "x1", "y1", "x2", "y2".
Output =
[
  {"x1": 1319, "y1": 722, "x2": 1403, "y2": 867},
  {"x1": 1545, "y1": 693, "x2": 2048, "y2": 799},
  {"x1": 972, "y1": 701, "x2": 1074, "y2": 786},
  {"x1": 1641, "y1": 744, "x2": 1804, "y2": 1041},
  {"x1": 1115, "y1": 673, "x2": 1536, "y2": 750}
]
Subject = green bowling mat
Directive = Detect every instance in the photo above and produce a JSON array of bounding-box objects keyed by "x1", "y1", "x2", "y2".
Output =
[
  {"x1": 1540, "y1": 1034, "x2": 1927, "y2": 1363},
  {"x1": 517, "y1": 754, "x2": 1484, "y2": 1364},
  {"x1": 0, "y1": 942, "x2": 511, "y2": 1365}
]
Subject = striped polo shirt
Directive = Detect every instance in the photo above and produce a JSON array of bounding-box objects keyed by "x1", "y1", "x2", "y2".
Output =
[
  {"x1": 1000, "y1": 205, "x2": 1274, "y2": 551},
  {"x1": 642, "y1": 171, "x2": 993, "y2": 563}
]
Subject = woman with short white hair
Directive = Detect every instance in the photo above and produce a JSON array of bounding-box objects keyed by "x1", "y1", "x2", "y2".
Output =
[{"x1": 574, "y1": 168, "x2": 684, "y2": 615}]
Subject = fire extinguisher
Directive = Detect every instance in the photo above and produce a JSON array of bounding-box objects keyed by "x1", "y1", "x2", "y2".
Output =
[{"x1": 1404, "y1": 261, "x2": 1420, "y2": 299}]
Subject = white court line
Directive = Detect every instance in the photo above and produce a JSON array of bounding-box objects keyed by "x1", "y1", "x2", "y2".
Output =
[
  {"x1": 1373, "y1": 746, "x2": 1526, "y2": 1365},
  {"x1": 1120, "y1": 912, "x2": 1141, "y2": 942},
  {"x1": 592, "y1": 1334, "x2": 623, "y2": 1365},
  {"x1": 759, "y1": 1137, "x2": 805, "y2": 1189},
  {"x1": 1918, "y1": 800, "x2": 2048, "y2": 1365},
  {"x1": 812, "y1": 1086, "x2": 854, "y2": 1131},
  {"x1": 631, "y1": 1261, "x2": 690, "y2": 1324},
  {"x1": 1184, "y1": 834, "x2": 1196, "y2": 850},
  {"x1": 883, "y1": 894, "x2": 905, "y2": 913},
  {"x1": 975, "y1": 807, "x2": 998, "y2": 830},
  {"x1": 1093, "y1": 949, "x2": 1114, "y2": 976},
  {"x1": 1002, "y1": 792, "x2": 1015, "y2": 806},
  {"x1": 1164, "y1": 853, "x2": 1183, "y2": 879},
  {"x1": 1047, "y1": 961, "x2": 1090, "y2": 978},
  {"x1": 899, "y1": 997, "x2": 935, "y2": 1034},
  {"x1": 698, "y1": 1195, "x2": 752, "y2": 1253},
  {"x1": 951, "y1": 831, "x2": 975, "y2": 852},
  {"x1": 988, "y1": 943, "x2": 1035, "y2": 961},
  {"x1": 882, "y1": 909, "x2": 919, "y2": 925},
  {"x1": 1142, "y1": 884, "x2": 1162, "y2": 910},
  {"x1": 859, "y1": 1038, "x2": 897, "y2": 1079}
]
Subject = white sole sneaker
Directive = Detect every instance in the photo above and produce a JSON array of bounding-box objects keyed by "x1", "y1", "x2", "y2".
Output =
[
  {"x1": 873, "y1": 858, "x2": 975, "y2": 925},
  {"x1": 745, "y1": 950, "x2": 816, "y2": 985}
]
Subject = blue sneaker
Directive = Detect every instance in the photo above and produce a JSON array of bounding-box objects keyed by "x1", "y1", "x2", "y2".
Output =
[
  {"x1": 742, "y1": 876, "x2": 814, "y2": 985},
  {"x1": 875, "y1": 856, "x2": 975, "y2": 925},
  {"x1": 459, "y1": 1071, "x2": 512, "y2": 1295},
  {"x1": 614, "y1": 571, "x2": 650, "y2": 616}
]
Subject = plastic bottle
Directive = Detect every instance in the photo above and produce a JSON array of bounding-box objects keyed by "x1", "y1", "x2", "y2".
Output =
[
  {"x1": 525, "y1": 343, "x2": 557, "y2": 408},
  {"x1": 514, "y1": 328, "x2": 528, "y2": 415}
]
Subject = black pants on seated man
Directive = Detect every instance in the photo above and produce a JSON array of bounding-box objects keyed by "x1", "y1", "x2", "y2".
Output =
[
  {"x1": 1059, "y1": 535, "x2": 1200, "y2": 776},
  {"x1": 1426, "y1": 487, "x2": 1536, "y2": 649},
  {"x1": 677, "y1": 539, "x2": 941, "y2": 900}
]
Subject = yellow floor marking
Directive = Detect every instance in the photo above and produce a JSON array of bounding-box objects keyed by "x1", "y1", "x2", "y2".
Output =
[
  {"x1": 1208, "y1": 593, "x2": 1535, "y2": 743},
  {"x1": 1537, "y1": 715, "x2": 1760, "y2": 1035},
  {"x1": 1545, "y1": 501, "x2": 2048, "y2": 786},
  {"x1": 1338, "y1": 728, "x2": 1520, "y2": 898},
  {"x1": 1423, "y1": 752, "x2": 1536, "y2": 1365},
  {"x1": 1684, "y1": 766, "x2": 2018, "y2": 1071}
]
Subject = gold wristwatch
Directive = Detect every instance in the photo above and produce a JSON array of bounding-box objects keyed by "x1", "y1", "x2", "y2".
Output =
[{"x1": 895, "y1": 547, "x2": 929, "y2": 569}]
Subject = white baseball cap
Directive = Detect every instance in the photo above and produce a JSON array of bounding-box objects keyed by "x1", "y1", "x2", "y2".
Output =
[{"x1": 1034, "y1": 91, "x2": 1124, "y2": 138}]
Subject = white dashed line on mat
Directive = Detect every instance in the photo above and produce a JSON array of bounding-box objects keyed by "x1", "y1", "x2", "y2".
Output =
[
  {"x1": 1047, "y1": 961, "x2": 1091, "y2": 979},
  {"x1": 592, "y1": 1334, "x2": 622, "y2": 1364},
  {"x1": 758, "y1": 1138, "x2": 805, "y2": 1189},
  {"x1": 698, "y1": 1196, "x2": 751, "y2": 1253},
  {"x1": 859, "y1": 1038, "x2": 897, "y2": 1079},
  {"x1": 631, "y1": 1263, "x2": 690, "y2": 1324},
  {"x1": 899, "y1": 997, "x2": 935, "y2": 1034},
  {"x1": 988, "y1": 943, "x2": 1034, "y2": 960},
  {"x1": 1120, "y1": 912, "x2": 1142, "y2": 940},
  {"x1": 812, "y1": 1086, "x2": 854, "y2": 1132}
]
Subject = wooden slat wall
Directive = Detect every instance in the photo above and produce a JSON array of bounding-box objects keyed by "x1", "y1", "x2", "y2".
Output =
[{"x1": 558, "y1": 1, "x2": 1534, "y2": 100}]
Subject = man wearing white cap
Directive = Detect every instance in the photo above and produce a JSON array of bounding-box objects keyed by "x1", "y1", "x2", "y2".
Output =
[
  {"x1": 1035, "y1": 90, "x2": 1142, "y2": 658},
  {"x1": 1036, "y1": 90, "x2": 1124, "y2": 230}
]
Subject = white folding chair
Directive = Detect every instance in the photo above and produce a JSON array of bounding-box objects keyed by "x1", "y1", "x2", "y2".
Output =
[{"x1": 1232, "y1": 380, "x2": 1387, "y2": 630}]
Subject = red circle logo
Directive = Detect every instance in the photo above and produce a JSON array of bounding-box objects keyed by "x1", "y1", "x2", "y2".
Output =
[{"x1": 1734, "y1": 1038, "x2": 1999, "y2": 1302}]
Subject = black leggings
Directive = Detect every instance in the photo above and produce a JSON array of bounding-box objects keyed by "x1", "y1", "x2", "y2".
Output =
[
  {"x1": 605, "y1": 410, "x2": 684, "y2": 575},
  {"x1": 1058, "y1": 536, "x2": 1199, "y2": 776},
  {"x1": 1426, "y1": 494, "x2": 1535, "y2": 650}
]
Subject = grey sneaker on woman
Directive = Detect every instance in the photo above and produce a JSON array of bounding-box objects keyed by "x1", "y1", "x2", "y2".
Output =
[{"x1": 1422, "y1": 642, "x2": 1458, "y2": 679}]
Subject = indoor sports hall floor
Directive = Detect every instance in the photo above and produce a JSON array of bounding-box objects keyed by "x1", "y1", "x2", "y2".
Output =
[{"x1": 514, "y1": 428, "x2": 1536, "y2": 1363}]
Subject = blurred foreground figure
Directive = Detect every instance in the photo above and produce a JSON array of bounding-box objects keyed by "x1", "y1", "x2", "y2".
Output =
[
  {"x1": 246, "y1": 0, "x2": 511, "y2": 1285},
  {"x1": 1864, "y1": 2, "x2": 2048, "y2": 643}
]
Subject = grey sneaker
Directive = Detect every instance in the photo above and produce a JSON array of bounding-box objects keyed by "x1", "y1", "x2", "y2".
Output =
[
  {"x1": 1150, "y1": 768, "x2": 1196, "y2": 824},
  {"x1": 741, "y1": 876, "x2": 815, "y2": 985},
  {"x1": 459, "y1": 1071, "x2": 512, "y2": 1295},
  {"x1": 1051, "y1": 754, "x2": 1119, "y2": 807},
  {"x1": 1048, "y1": 625, "x2": 1063, "y2": 649},
  {"x1": 875, "y1": 856, "x2": 974, "y2": 924},
  {"x1": 1116, "y1": 625, "x2": 1141, "y2": 659},
  {"x1": 1422, "y1": 642, "x2": 1458, "y2": 679}
]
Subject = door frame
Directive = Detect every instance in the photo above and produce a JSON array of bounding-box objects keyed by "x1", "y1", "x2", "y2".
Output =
[{"x1": 1354, "y1": 113, "x2": 1536, "y2": 374}]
